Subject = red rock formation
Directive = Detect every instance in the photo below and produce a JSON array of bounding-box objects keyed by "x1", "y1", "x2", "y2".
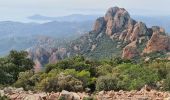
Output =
[
  {"x1": 144, "y1": 31, "x2": 170, "y2": 53},
  {"x1": 93, "y1": 17, "x2": 106, "y2": 33},
  {"x1": 122, "y1": 41, "x2": 139, "y2": 59},
  {"x1": 104, "y1": 7, "x2": 131, "y2": 36},
  {"x1": 124, "y1": 22, "x2": 148, "y2": 42}
]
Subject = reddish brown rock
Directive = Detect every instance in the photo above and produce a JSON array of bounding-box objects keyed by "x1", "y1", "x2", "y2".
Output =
[
  {"x1": 48, "y1": 92, "x2": 60, "y2": 100},
  {"x1": 125, "y1": 22, "x2": 148, "y2": 42},
  {"x1": 122, "y1": 41, "x2": 139, "y2": 59},
  {"x1": 93, "y1": 17, "x2": 106, "y2": 33},
  {"x1": 143, "y1": 31, "x2": 170, "y2": 54},
  {"x1": 104, "y1": 7, "x2": 131, "y2": 36}
]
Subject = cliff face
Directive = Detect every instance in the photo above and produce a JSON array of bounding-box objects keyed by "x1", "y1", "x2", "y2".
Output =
[
  {"x1": 27, "y1": 47, "x2": 68, "y2": 72},
  {"x1": 143, "y1": 26, "x2": 170, "y2": 53}
]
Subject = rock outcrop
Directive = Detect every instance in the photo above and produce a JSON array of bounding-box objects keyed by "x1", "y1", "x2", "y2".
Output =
[
  {"x1": 93, "y1": 17, "x2": 106, "y2": 33},
  {"x1": 90, "y1": 7, "x2": 170, "y2": 59},
  {"x1": 122, "y1": 41, "x2": 139, "y2": 59},
  {"x1": 144, "y1": 26, "x2": 170, "y2": 53},
  {"x1": 27, "y1": 47, "x2": 68, "y2": 72}
]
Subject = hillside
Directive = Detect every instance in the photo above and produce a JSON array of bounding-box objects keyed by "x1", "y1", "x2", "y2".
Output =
[
  {"x1": 67, "y1": 7, "x2": 170, "y2": 60},
  {"x1": 28, "y1": 7, "x2": 170, "y2": 69},
  {"x1": 0, "y1": 20, "x2": 93, "y2": 56},
  {"x1": 0, "y1": 21, "x2": 93, "y2": 37}
]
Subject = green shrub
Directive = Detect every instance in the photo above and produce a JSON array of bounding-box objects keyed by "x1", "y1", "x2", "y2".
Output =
[
  {"x1": 14, "y1": 70, "x2": 34, "y2": 90},
  {"x1": 163, "y1": 73, "x2": 170, "y2": 91},
  {"x1": 83, "y1": 96, "x2": 96, "y2": 100},
  {"x1": 0, "y1": 50, "x2": 34, "y2": 85},
  {"x1": 0, "y1": 95, "x2": 9, "y2": 100},
  {"x1": 96, "y1": 75, "x2": 118, "y2": 91},
  {"x1": 147, "y1": 61, "x2": 170, "y2": 79},
  {"x1": 36, "y1": 73, "x2": 83, "y2": 92},
  {"x1": 57, "y1": 73, "x2": 83, "y2": 92},
  {"x1": 114, "y1": 63, "x2": 159, "y2": 90},
  {"x1": 63, "y1": 69, "x2": 96, "y2": 89},
  {"x1": 96, "y1": 64, "x2": 113, "y2": 76}
]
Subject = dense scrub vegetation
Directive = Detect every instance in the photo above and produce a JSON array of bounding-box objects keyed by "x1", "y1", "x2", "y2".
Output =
[
  {"x1": 1, "y1": 51, "x2": 170, "y2": 92},
  {"x1": 0, "y1": 50, "x2": 34, "y2": 86}
]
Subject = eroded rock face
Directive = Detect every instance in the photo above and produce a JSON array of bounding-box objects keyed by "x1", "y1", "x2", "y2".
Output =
[
  {"x1": 105, "y1": 7, "x2": 131, "y2": 36},
  {"x1": 124, "y1": 22, "x2": 149, "y2": 42},
  {"x1": 143, "y1": 31, "x2": 170, "y2": 53},
  {"x1": 122, "y1": 41, "x2": 139, "y2": 59},
  {"x1": 91, "y1": 7, "x2": 170, "y2": 59},
  {"x1": 27, "y1": 47, "x2": 50, "y2": 71},
  {"x1": 27, "y1": 47, "x2": 68, "y2": 72},
  {"x1": 93, "y1": 17, "x2": 106, "y2": 33}
]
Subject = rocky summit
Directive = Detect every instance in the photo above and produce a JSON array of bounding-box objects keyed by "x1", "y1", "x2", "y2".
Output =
[
  {"x1": 68, "y1": 7, "x2": 170, "y2": 60},
  {"x1": 28, "y1": 7, "x2": 170, "y2": 69}
]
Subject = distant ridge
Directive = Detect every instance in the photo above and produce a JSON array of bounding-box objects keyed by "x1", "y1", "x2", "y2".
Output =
[{"x1": 28, "y1": 14, "x2": 101, "y2": 22}]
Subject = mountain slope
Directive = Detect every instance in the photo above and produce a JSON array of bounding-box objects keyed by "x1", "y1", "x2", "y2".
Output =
[
  {"x1": 0, "y1": 20, "x2": 93, "y2": 56},
  {"x1": 0, "y1": 21, "x2": 93, "y2": 37},
  {"x1": 28, "y1": 7, "x2": 170, "y2": 69}
]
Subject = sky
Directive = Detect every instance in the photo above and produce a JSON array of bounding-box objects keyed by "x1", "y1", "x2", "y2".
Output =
[{"x1": 0, "y1": 0, "x2": 169, "y2": 21}]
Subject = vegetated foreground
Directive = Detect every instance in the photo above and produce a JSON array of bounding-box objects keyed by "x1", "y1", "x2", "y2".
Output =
[{"x1": 1, "y1": 51, "x2": 170, "y2": 100}]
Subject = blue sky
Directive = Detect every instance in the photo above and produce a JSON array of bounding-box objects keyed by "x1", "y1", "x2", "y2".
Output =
[{"x1": 0, "y1": 0, "x2": 169, "y2": 21}]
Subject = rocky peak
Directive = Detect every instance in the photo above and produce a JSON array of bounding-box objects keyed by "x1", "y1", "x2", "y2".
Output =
[
  {"x1": 105, "y1": 7, "x2": 131, "y2": 36},
  {"x1": 104, "y1": 7, "x2": 130, "y2": 22},
  {"x1": 92, "y1": 7, "x2": 133, "y2": 36},
  {"x1": 92, "y1": 7, "x2": 150, "y2": 43},
  {"x1": 91, "y1": 7, "x2": 170, "y2": 59}
]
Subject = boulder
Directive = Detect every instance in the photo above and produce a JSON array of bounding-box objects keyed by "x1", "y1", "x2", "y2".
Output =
[
  {"x1": 59, "y1": 90, "x2": 81, "y2": 100},
  {"x1": 4, "y1": 87, "x2": 14, "y2": 94},
  {"x1": 72, "y1": 93, "x2": 81, "y2": 100},
  {"x1": 23, "y1": 94, "x2": 42, "y2": 100},
  {"x1": 0, "y1": 90, "x2": 4, "y2": 97},
  {"x1": 48, "y1": 92, "x2": 60, "y2": 100}
]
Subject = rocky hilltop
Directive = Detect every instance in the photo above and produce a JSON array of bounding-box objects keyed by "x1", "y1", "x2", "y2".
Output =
[
  {"x1": 28, "y1": 7, "x2": 170, "y2": 69},
  {"x1": 68, "y1": 7, "x2": 170, "y2": 59}
]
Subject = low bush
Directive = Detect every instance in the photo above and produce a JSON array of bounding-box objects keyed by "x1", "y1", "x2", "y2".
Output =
[{"x1": 96, "y1": 75, "x2": 118, "y2": 91}]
